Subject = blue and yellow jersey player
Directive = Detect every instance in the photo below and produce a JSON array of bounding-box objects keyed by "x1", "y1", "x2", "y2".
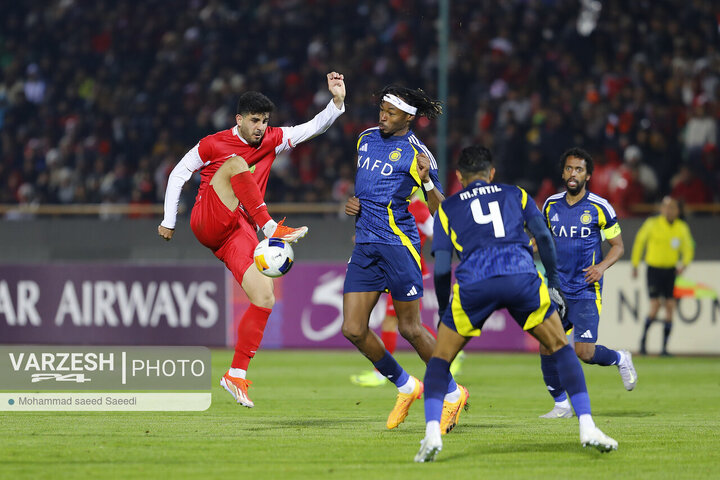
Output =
[
  {"x1": 537, "y1": 147, "x2": 637, "y2": 420},
  {"x1": 415, "y1": 145, "x2": 618, "y2": 463},
  {"x1": 342, "y1": 85, "x2": 467, "y2": 434}
]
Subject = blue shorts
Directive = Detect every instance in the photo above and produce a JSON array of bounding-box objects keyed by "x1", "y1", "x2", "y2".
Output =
[
  {"x1": 441, "y1": 272, "x2": 557, "y2": 336},
  {"x1": 343, "y1": 243, "x2": 423, "y2": 301},
  {"x1": 565, "y1": 297, "x2": 601, "y2": 343}
]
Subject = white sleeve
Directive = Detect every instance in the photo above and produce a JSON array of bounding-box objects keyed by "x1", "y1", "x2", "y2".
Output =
[
  {"x1": 161, "y1": 144, "x2": 204, "y2": 229},
  {"x1": 417, "y1": 215, "x2": 434, "y2": 238},
  {"x1": 276, "y1": 99, "x2": 345, "y2": 154}
]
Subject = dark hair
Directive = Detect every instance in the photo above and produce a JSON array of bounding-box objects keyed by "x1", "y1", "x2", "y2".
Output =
[
  {"x1": 664, "y1": 195, "x2": 686, "y2": 220},
  {"x1": 559, "y1": 147, "x2": 594, "y2": 175},
  {"x1": 236, "y1": 92, "x2": 275, "y2": 115},
  {"x1": 457, "y1": 145, "x2": 493, "y2": 176},
  {"x1": 376, "y1": 85, "x2": 443, "y2": 119}
]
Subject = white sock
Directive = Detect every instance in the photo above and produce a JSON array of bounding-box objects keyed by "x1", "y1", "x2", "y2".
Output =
[
  {"x1": 262, "y1": 220, "x2": 278, "y2": 238},
  {"x1": 228, "y1": 368, "x2": 246, "y2": 379},
  {"x1": 426, "y1": 420, "x2": 442, "y2": 440},
  {"x1": 578, "y1": 413, "x2": 595, "y2": 432},
  {"x1": 443, "y1": 386, "x2": 461, "y2": 403},
  {"x1": 617, "y1": 350, "x2": 625, "y2": 364},
  {"x1": 398, "y1": 376, "x2": 416, "y2": 394},
  {"x1": 556, "y1": 398, "x2": 571, "y2": 409}
]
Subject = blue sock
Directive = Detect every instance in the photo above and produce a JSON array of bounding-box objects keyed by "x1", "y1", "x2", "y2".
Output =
[
  {"x1": 424, "y1": 357, "x2": 450, "y2": 423},
  {"x1": 447, "y1": 376, "x2": 458, "y2": 395},
  {"x1": 589, "y1": 345, "x2": 620, "y2": 366},
  {"x1": 552, "y1": 344, "x2": 591, "y2": 416},
  {"x1": 372, "y1": 351, "x2": 410, "y2": 387},
  {"x1": 540, "y1": 354, "x2": 567, "y2": 402},
  {"x1": 663, "y1": 322, "x2": 672, "y2": 352}
]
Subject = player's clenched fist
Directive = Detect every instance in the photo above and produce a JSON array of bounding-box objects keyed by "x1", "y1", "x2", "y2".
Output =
[
  {"x1": 345, "y1": 196, "x2": 361, "y2": 216},
  {"x1": 157, "y1": 225, "x2": 174, "y2": 241},
  {"x1": 327, "y1": 72, "x2": 346, "y2": 107},
  {"x1": 416, "y1": 153, "x2": 430, "y2": 182}
]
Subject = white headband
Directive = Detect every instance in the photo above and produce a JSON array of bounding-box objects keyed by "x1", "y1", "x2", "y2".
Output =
[{"x1": 383, "y1": 94, "x2": 417, "y2": 115}]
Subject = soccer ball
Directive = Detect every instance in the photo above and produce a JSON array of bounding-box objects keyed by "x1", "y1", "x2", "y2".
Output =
[{"x1": 253, "y1": 238, "x2": 295, "y2": 278}]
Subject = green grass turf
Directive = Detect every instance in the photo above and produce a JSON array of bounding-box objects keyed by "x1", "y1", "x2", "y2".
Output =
[{"x1": 1, "y1": 350, "x2": 719, "y2": 479}]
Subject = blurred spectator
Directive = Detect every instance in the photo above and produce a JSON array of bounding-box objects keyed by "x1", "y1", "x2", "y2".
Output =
[
  {"x1": 588, "y1": 150, "x2": 620, "y2": 200},
  {"x1": 683, "y1": 96, "x2": 717, "y2": 161},
  {"x1": 517, "y1": 146, "x2": 549, "y2": 198},
  {"x1": 670, "y1": 164, "x2": 713, "y2": 205},
  {"x1": 608, "y1": 147, "x2": 649, "y2": 217},
  {"x1": 4, "y1": 182, "x2": 37, "y2": 220},
  {"x1": 621, "y1": 145, "x2": 659, "y2": 200},
  {"x1": 0, "y1": 0, "x2": 718, "y2": 217},
  {"x1": 23, "y1": 64, "x2": 46, "y2": 105},
  {"x1": 694, "y1": 144, "x2": 720, "y2": 201}
]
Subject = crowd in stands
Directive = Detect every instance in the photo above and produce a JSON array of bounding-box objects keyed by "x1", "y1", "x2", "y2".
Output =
[{"x1": 0, "y1": 0, "x2": 718, "y2": 218}]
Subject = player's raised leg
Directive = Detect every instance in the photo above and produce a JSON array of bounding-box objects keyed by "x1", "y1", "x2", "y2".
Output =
[
  {"x1": 530, "y1": 313, "x2": 618, "y2": 452},
  {"x1": 210, "y1": 155, "x2": 307, "y2": 242}
]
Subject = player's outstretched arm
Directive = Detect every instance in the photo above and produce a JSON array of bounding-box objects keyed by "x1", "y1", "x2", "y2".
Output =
[
  {"x1": 327, "y1": 71, "x2": 346, "y2": 109},
  {"x1": 416, "y1": 153, "x2": 445, "y2": 214},
  {"x1": 277, "y1": 72, "x2": 346, "y2": 150}
]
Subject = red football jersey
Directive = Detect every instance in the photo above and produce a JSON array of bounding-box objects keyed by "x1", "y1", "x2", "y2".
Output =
[
  {"x1": 196, "y1": 126, "x2": 285, "y2": 202},
  {"x1": 160, "y1": 99, "x2": 345, "y2": 231}
]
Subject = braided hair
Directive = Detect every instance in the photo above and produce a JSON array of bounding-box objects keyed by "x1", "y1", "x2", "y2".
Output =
[{"x1": 376, "y1": 85, "x2": 443, "y2": 119}]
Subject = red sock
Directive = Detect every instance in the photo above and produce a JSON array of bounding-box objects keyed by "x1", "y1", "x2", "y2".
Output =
[
  {"x1": 230, "y1": 172, "x2": 272, "y2": 227},
  {"x1": 381, "y1": 330, "x2": 398, "y2": 354},
  {"x1": 231, "y1": 303, "x2": 272, "y2": 370},
  {"x1": 423, "y1": 324, "x2": 437, "y2": 339}
]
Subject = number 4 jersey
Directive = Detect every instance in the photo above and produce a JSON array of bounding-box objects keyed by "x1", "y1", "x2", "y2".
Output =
[{"x1": 432, "y1": 179, "x2": 542, "y2": 285}]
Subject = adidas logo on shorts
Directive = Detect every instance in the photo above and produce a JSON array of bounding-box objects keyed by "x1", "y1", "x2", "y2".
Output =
[
  {"x1": 406, "y1": 286, "x2": 418, "y2": 296},
  {"x1": 581, "y1": 330, "x2": 593, "y2": 339}
]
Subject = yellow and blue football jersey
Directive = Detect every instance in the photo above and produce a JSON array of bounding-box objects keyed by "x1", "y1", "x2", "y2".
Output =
[
  {"x1": 432, "y1": 179, "x2": 541, "y2": 285},
  {"x1": 353, "y1": 127, "x2": 442, "y2": 250},
  {"x1": 542, "y1": 191, "x2": 621, "y2": 300}
]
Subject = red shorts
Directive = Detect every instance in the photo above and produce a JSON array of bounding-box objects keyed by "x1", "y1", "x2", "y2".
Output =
[{"x1": 190, "y1": 185, "x2": 258, "y2": 285}]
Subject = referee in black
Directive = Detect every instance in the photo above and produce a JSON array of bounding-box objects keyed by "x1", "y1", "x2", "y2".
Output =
[{"x1": 631, "y1": 196, "x2": 695, "y2": 356}]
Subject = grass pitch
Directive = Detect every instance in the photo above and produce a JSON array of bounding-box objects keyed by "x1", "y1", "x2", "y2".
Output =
[{"x1": 1, "y1": 350, "x2": 719, "y2": 479}]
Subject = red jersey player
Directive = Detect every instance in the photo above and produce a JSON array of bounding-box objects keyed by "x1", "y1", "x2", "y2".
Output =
[{"x1": 158, "y1": 72, "x2": 346, "y2": 407}]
